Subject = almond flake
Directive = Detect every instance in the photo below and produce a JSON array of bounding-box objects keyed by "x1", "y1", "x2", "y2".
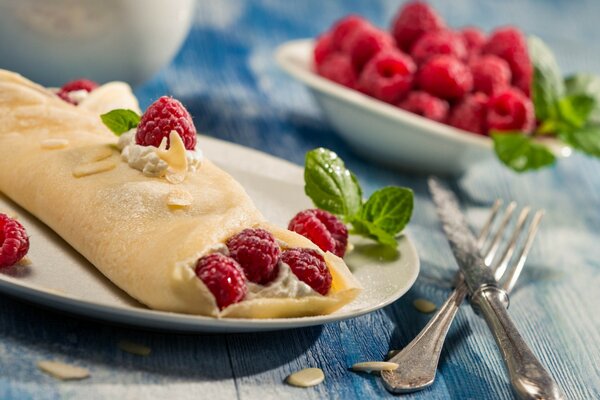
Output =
[
  {"x1": 167, "y1": 188, "x2": 193, "y2": 208},
  {"x1": 118, "y1": 340, "x2": 151, "y2": 356},
  {"x1": 413, "y1": 298, "x2": 437, "y2": 314},
  {"x1": 351, "y1": 361, "x2": 399, "y2": 373},
  {"x1": 17, "y1": 256, "x2": 32, "y2": 266},
  {"x1": 40, "y1": 138, "x2": 69, "y2": 149},
  {"x1": 157, "y1": 131, "x2": 188, "y2": 184},
  {"x1": 73, "y1": 160, "x2": 116, "y2": 177},
  {"x1": 286, "y1": 368, "x2": 324, "y2": 387},
  {"x1": 89, "y1": 146, "x2": 114, "y2": 162},
  {"x1": 37, "y1": 360, "x2": 90, "y2": 380}
]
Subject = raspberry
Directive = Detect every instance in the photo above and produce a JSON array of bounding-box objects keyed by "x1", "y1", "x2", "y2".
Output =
[
  {"x1": 313, "y1": 33, "x2": 335, "y2": 67},
  {"x1": 410, "y1": 30, "x2": 467, "y2": 65},
  {"x1": 226, "y1": 228, "x2": 281, "y2": 284},
  {"x1": 136, "y1": 96, "x2": 197, "y2": 150},
  {"x1": 398, "y1": 91, "x2": 449, "y2": 123},
  {"x1": 317, "y1": 53, "x2": 358, "y2": 89},
  {"x1": 330, "y1": 14, "x2": 370, "y2": 52},
  {"x1": 0, "y1": 213, "x2": 30, "y2": 268},
  {"x1": 195, "y1": 253, "x2": 247, "y2": 310},
  {"x1": 345, "y1": 25, "x2": 394, "y2": 72},
  {"x1": 288, "y1": 209, "x2": 348, "y2": 258},
  {"x1": 448, "y1": 92, "x2": 489, "y2": 135},
  {"x1": 418, "y1": 55, "x2": 473, "y2": 100},
  {"x1": 470, "y1": 55, "x2": 512, "y2": 95},
  {"x1": 57, "y1": 79, "x2": 99, "y2": 104},
  {"x1": 487, "y1": 88, "x2": 534, "y2": 133},
  {"x1": 460, "y1": 27, "x2": 486, "y2": 56},
  {"x1": 280, "y1": 248, "x2": 332, "y2": 295},
  {"x1": 482, "y1": 27, "x2": 532, "y2": 96},
  {"x1": 391, "y1": 1, "x2": 446, "y2": 52},
  {"x1": 358, "y1": 49, "x2": 415, "y2": 104}
]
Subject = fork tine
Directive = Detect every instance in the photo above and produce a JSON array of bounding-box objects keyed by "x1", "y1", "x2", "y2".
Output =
[
  {"x1": 477, "y1": 199, "x2": 503, "y2": 247},
  {"x1": 491, "y1": 207, "x2": 531, "y2": 281},
  {"x1": 482, "y1": 201, "x2": 516, "y2": 265},
  {"x1": 501, "y1": 210, "x2": 544, "y2": 292}
]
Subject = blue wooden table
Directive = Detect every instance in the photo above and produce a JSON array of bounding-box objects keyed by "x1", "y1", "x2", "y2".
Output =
[{"x1": 2, "y1": 1, "x2": 600, "y2": 399}]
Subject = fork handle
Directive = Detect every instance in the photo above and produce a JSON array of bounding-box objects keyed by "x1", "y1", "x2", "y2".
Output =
[{"x1": 471, "y1": 285, "x2": 564, "y2": 400}]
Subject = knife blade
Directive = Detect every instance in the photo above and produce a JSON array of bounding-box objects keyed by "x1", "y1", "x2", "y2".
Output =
[{"x1": 427, "y1": 177, "x2": 563, "y2": 400}]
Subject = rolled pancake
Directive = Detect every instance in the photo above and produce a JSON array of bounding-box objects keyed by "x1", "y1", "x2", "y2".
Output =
[{"x1": 0, "y1": 70, "x2": 362, "y2": 318}]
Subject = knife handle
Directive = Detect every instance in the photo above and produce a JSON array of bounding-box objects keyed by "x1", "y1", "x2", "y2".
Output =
[{"x1": 470, "y1": 285, "x2": 564, "y2": 400}]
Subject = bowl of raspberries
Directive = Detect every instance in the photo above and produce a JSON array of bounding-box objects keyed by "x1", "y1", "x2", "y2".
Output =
[{"x1": 276, "y1": 1, "x2": 549, "y2": 176}]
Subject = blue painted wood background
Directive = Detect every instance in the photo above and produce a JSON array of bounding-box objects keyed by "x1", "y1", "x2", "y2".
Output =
[{"x1": 1, "y1": 1, "x2": 600, "y2": 398}]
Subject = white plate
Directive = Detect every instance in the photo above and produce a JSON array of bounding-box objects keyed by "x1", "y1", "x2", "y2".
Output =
[
  {"x1": 0, "y1": 136, "x2": 419, "y2": 333},
  {"x1": 275, "y1": 39, "x2": 495, "y2": 176}
]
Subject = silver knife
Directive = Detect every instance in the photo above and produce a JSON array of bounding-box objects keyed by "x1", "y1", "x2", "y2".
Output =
[{"x1": 428, "y1": 177, "x2": 564, "y2": 400}]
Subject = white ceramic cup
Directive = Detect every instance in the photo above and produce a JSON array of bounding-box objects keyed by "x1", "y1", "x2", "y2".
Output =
[{"x1": 0, "y1": 0, "x2": 194, "y2": 87}]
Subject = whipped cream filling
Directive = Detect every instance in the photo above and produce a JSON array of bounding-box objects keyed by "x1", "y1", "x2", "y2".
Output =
[
  {"x1": 246, "y1": 262, "x2": 317, "y2": 300},
  {"x1": 117, "y1": 129, "x2": 203, "y2": 177}
]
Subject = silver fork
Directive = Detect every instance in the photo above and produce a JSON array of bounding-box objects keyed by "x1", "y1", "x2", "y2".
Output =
[{"x1": 382, "y1": 200, "x2": 544, "y2": 393}]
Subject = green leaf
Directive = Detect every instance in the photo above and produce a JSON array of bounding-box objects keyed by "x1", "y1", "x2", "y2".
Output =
[
  {"x1": 350, "y1": 219, "x2": 398, "y2": 248},
  {"x1": 558, "y1": 125, "x2": 600, "y2": 157},
  {"x1": 100, "y1": 109, "x2": 141, "y2": 136},
  {"x1": 491, "y1": 132, "x2": 556, "y2": 172},
  {"x1": 565, "y1": 73, "x2": 600, "y2": 123},
  {"x1": 528, "y1": 36, "x2": 565, "y2": 121},
  {"x1": 359, "y1": 186, "x2": 413, "y2": 236},
  {"x1": 556, "y1": 94, "x2": 596, "y2": 129},
  {"x1": 304, "y1": 148, "x2": 362, "y2": 219}
]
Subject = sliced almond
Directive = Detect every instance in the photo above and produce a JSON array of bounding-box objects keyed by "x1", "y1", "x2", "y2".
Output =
[
  {"x1": 118, "y1": 340, "x2": 151, "y2": 356},
  {"x1": 40, "y1": 138, "x2": 69, "y2": 149},
  {"x1": 413, "y1": 298, "x2": 437, "y2": 314},
  {"x1": 286, "y1": 368, "x2": 324, "y2": 387},
  {"x1": 88, "y1": 146, "x2": 114, "y2": 162},
  {"x1": 157, "y1": 131, "x2": 188, "y2": 184},
  {"x1": 17, "y1": 256, "x2": 32, "y2": 266},
  {"x1": 37, "y1": 360, "x2": 90, "y2": 380},
  {"x1": 166, "y1": 188, "x2": 193, "y2": 208},
  {"x1": 351, "y1": 361, "x2": 399, "y2": 373},
  {"x1": 73, "y1": 160, "x2": 116, "y2": 178}
]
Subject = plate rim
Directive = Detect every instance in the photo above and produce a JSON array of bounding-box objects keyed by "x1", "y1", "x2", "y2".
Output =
[{"x1": 0, "y1": 135, "x2": 420, "y2": 333}]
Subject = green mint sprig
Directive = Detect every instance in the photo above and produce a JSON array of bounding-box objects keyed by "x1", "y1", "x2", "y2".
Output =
[
  {"x1": 100, "y1": 109, "x2": 141, "y2": 136},
  {"x1": 493, "y1": 36, "x2": 600, "y2": 172},
  {"x1": 304, "y1": 148, "x2": 413, "y2": 247}
]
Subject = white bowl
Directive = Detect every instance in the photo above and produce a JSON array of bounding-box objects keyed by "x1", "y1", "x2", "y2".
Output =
[
  {"x1": 0, "y1": 0, "x2": 194, "y2": 87},
  {"x1": 276, "y1": 39, "x2": 496, "y2": 176}
]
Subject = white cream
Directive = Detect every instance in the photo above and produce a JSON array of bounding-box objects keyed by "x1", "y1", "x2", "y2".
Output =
[
  {"x1": 65, "y1": 89, "x2": 89, "y2": 104},
  {"x1": 117, "y1": 129, "x2": 202, "y2": 177},
  {"x1": 246, "y1": 262, "x2": 317, "y2": 300}
]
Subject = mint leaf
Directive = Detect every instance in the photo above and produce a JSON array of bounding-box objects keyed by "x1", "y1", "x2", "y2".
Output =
[
  {"x1": 529, "y1": 36, "x2": 565, "y2": 121},
  {"x1": 565, "y1": 73, "x2": 600, "y2": 123},
  {"x1": 304, "y1": 148, "x2": 362, "y2": 219},
  {"x1": 558, "y1": 125, "x2": 600, "y2": 157},
  {"x1": 351, "y1": 219, "x2": 398, "y2": 248},
  {"x1": 492, "y1": 132, "x2": 556, "y2": 172},
  {"x1": 100, "y1": 109, "x2": 141, "y2": 136},
  {"x1": 358, "y1": 186, "x2": 413, "y2": 236},
  {"x1": 556, "y1": 94, "x2": 596, "y2": 129}
]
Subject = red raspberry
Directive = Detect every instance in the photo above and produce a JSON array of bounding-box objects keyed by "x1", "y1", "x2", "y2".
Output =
[
  {"x1": 398, "y1": 91, "x2": 449, "y2": 123},
  {"x1": 280, "y1": 248, "x2": 332, "y2": 295},
  {"x1": 288, "y1": 209, "x2": 348, "y2": 258},
  {"x1": 418, "y1": 55, "x2": 473, "y2": 100},
  {"x1": 136, "y1": 96, "x2": 197, "y2": 150},
  {"x1": 195, "y1": 253, "x2": 247, "y2": 310},
  {"x1": 448, "y1": 92, "x2": 489, "y2": 135},
  {"x1": 330, "y1": 14, "x2": 370, "y2": 52},
  {"x1": 410, "y1": 30, "x2": 467, "y2": 65},
  {"x1": 57, "y1": 79, "x2": 99, "y2": 104},
  {"x1": 391, "y1": 1, "x2": 446, "y2": 52},
  {"x1": 487, "y1": 88, "x2": 534, "y2": 133},
  {"x1": 460, "y1": 27, "x2": 486, "y2": 56},
  {"x1": 358, "y1": 49, "x2": 415, "y2": 104},
  {"x1": 313, "y1": 33, "x2": 335, "y2": 67},
  {"x1": 0, "y1": 213, "x2": 29, "y2": 268},
  {"x1": 226, "y1": 228, "x2": 281, "y2": 284},
  {"x1": 345, "y1": 25, "x2": 394, "y2": 72},
  {"x1": 317, "y1": 53, "x2": 358, "y2": 89},
  {"x1": 470, "y1": 55, "x2": 512, "y2": 95},
  {"x1": 482, "y1": 27, "x2": 532, "y2": 96}
]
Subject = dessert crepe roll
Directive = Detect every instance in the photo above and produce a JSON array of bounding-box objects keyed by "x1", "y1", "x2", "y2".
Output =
[{"x1": 0, "y1": 70, "x2": 362, "y2": 318}]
